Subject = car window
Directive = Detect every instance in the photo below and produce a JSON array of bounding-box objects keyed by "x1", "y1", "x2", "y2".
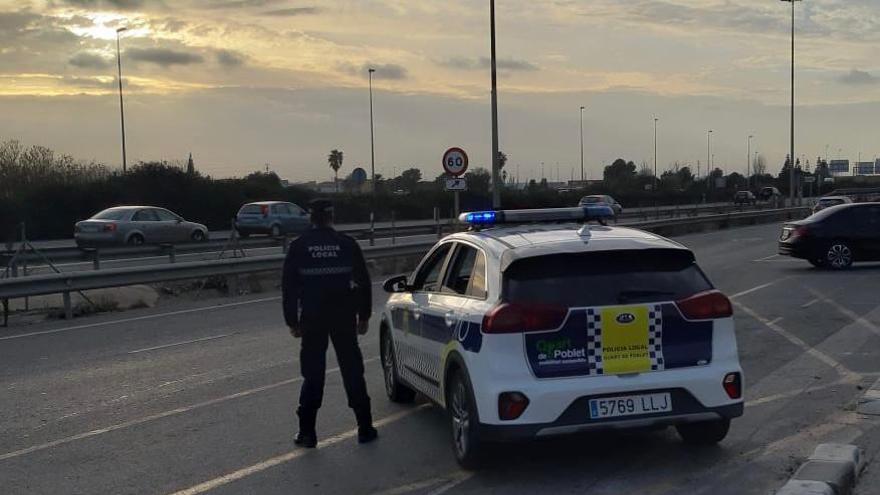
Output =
[
  {"x1": 92, "y1": 209, "x2": 128, "y2": 220},
  {"x1": 412, "y1": 243, "x2": 452, "y2": 292},
  {"x1": 154, "y1": 209, "x2": 179, "y2": 221},
  {"x1": 581, "y1": 196, "x2": 600, "y2": 204},
  {"x1": 271, "y1": 204, "x2": 284, "y2": 215},
  {"x1": 442, "y1": 244, "x2": 487, "y2": 298},
  {"x1": 239, "y1": 204, "x2": 262, "y2": 215},
  {"x1": 504, "y1": 249, "x2": 712, "y2": 307},
  {"x1": 132, "y1": 209, "x2": 160, "y2": 222}
]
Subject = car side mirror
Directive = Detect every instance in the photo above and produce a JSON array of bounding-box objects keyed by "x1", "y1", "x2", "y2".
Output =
[{"x1": 383, "y1": 275, "x2": 410, "y2": 293}]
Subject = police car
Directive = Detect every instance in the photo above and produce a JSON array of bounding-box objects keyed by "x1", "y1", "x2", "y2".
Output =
[{"x1": 379, "y1": 207, "x2": 743, "y2": 468}]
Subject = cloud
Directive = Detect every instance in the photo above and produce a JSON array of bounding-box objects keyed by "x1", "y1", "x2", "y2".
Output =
[
  {"x1": 69, "y1": 52, "x2": 114, "y2": 69},
  {"x1": 126, "y1": 47, "x2": 204, "y2": 67},
  {"x1": 439, "y1": 56, "x2": 539, "y2": 72},
  {"x1": 341, "y1": 63, "x2": 408, "y2": 80},
  {"x1": 202, "y1": 0, "x2": 285, "y2": 9},
  {"x1": 216, "y1": 49, "x2": 246, "y2": 67},
  {"x1": 838, "y1": 69, "x2": 879, "y2": 85},
  {"x1": 261, "y1": 7, "x2": 321, "y2": 17},
  {"x1": 0, "y1": 11, "x2": 40, "y2": 32},
  {"x1": 54, "y1": 0, "x2": 153, "y2": 10}
]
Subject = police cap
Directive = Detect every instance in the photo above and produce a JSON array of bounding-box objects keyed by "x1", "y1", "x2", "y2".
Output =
[{"x1": 308, "y1": 198, "x2": 334, "y2": 214}]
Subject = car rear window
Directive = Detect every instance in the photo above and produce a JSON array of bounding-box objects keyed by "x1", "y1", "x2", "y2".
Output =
[
  {"x1": 581, "y1": 196, "x2": 601, "y2": 203},
  {"x1": 239, "y1": 205, "x2": 262, "y2": 214},
  {"x1": 504, "y1": 249, "x2": 712, "y2": 307},
  {"x1": 91, "y1": 209, "x2": 128, "y2": 220}
]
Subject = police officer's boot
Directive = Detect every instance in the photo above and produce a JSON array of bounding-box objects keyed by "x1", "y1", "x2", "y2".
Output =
[
  {"x1": 294, "y1": 407, "x2": 318, "y2": 448},
  {"x1": 355, "y1": 408, "x2": 378, "y2": 444}
]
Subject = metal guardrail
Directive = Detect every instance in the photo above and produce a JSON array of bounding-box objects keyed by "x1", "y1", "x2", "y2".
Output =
[{"x1": 0, "y1": 207, "x2": 809, "y2": 324}]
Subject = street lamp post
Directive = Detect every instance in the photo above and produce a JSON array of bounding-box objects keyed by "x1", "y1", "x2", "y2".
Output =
[
  {"x1": 115, "y1": 27, "x2": 128, "y2": 173},
  {"x1": 653, "y1": 117, "x2": 658, "y2": 193},
  {"x1": 747, "y1": 135, "x2": 753, "y2": 191},
  {"x1": 707, "y1": 129, "x2": 713, "y2": 195},
  {"x1": 579, "y1": 106, "x2": 585, "y2": 183},
  {"x1": 368, "y1": 67, "x2": 376, "y2": 245},
  {"x1": 489, "y1": 0, "x2": 501, "y2": 208},
  {"x1": 781, "y1": 0, "x2": 802, "y2": 206}
]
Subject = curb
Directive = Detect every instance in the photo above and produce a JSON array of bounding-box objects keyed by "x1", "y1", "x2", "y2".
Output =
[
  {"x1": 776, "y1": 443, "x2": 865, "y2": 495},
  {"x1": 857, "y1": 377, "x2": 880, "y2": 416}
]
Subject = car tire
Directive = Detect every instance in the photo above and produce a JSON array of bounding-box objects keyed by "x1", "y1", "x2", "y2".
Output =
[
  {"x1": 127, "y1": 233, "x2": 145, "y2": 246},
  {"x1": 270, "y1": 224, "x2": 281, "y2": 237},
  {"x1": 676, "y1": 418, "x2": 730, "y2": 445},
  {"x1": 381, "y1": 329, "x2": 416, "y2": 404},
  {"x1": 191, "y1": 230, "x2": 206, "y2": 242},
  {"x1": 825, "y1": 241, "x2": 853, "y2": 270},
  {"x1": 447, "y1": 369, "x2": 485, "y2": 470}
]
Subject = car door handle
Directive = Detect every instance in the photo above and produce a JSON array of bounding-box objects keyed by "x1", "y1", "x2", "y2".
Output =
[{"x1": 445, "y1": 312, "x2": 457, "y2": 327}]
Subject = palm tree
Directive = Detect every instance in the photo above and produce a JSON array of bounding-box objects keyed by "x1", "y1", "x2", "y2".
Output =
[{"x1": 328, "y1": 149, "x2": 343, "y2": 192}]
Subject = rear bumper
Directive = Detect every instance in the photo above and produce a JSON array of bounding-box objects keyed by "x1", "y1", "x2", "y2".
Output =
[{"x1": 479, "y1": 388, "x2": 743, "y2": 442}]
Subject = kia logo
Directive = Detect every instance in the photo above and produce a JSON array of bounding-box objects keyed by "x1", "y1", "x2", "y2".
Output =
[{"x1": 616, "y1": 313, "x2": 636, "y2": 324}]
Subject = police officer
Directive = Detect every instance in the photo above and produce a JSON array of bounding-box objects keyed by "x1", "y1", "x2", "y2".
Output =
[{"x1": 282, "y1": 198, "x2": 377, "y2": 448}]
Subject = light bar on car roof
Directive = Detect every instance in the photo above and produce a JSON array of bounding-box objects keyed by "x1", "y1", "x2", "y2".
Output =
[{"x1": 459, "y1": 206, "x2": 615, "y2": 226}]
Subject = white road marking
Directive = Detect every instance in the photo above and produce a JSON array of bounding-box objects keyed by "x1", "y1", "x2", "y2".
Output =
[
  {"x1": 734, "y1": 302, "x2": 859, "y2": 380},
  {"x1": 801, "y1": 298, "x2": 821, "y2": 308},
  {"x1": 808, "y1": 288, "x2": 880, "y2": 338},
  {"x1": 0, "y1": 296, "x2": 281, "y2": 342},
  {"x1": 754, "y1": 254, "x2": 779, "y2": 261},
  {"x1": 745, "y1": 377, "x2": 851, "y2": 408},
  {"x1": 167, "y1": 404, "x2": 431, "y2": 495},
  {"x1": 128, "y1": 334, "x2": 232, "y2": 354},
  {"x1": 729, "y1": 282, "x2": 776, "y2": 300},
  {"x1": 425, "y1": 471, "x2": 475, "y2": 495},
  {"x1": 371, "y1": 472, "x2": 471, "y2": 495},
  {"x1": 0, "y1": 357, "x2": 378, "y2": 462}
]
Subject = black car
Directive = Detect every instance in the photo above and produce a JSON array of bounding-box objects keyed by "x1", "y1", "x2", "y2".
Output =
[{"x1": 778, "y1": 203, "x2": 880, "y2": 269}]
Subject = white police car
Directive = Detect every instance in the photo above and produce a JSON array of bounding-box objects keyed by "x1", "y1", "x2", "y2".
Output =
[{"x1": 379, "y1": 207, "x2": 743, "y2": 468}]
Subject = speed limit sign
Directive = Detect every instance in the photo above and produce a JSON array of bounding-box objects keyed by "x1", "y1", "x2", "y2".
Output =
[{"x1": 442, "y1": 147, "x2": 469, "y2": 177}]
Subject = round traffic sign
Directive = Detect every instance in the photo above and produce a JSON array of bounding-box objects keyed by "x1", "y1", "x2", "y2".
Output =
[{"x1": 442, "y1": 147, "x2": 469, "y2": 177}]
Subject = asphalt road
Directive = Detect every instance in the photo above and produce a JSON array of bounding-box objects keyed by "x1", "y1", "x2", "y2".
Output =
[{"x1": 2, "y1": 222, "x2": 879, "y2": 495}]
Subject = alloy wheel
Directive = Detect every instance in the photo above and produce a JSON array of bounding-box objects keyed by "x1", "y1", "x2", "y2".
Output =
[{"x1": 826, "y1": 243, "x2": 852, "y2": 269}]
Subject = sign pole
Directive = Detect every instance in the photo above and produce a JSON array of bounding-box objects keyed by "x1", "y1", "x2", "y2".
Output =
[{"x1": 454, "y1": 191, "x2": 460, "y2": 222}]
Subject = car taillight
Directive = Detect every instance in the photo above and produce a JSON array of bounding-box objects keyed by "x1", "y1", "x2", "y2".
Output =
[
  {"x1": 498, "y1": 392, "x2": 530, "y2": 420},
  {"x1": 676, "y1": 290, "x2": 732, "y2": 320},
  {"x1": 482, "y1": 302, "x2": 568, "y2": 334},
  {"x1": 102, "y1": 223, "x2": 117, "y2": 232},
  {"x1": 260, "y1": 205, "x2": 269, "y2": 217},
  {"x1": 723, "y1": 372, "x2": 742, "y2": 399}
]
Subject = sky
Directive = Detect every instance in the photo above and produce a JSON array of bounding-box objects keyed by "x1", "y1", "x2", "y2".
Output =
[{"x1": 2, "y1": 0, "x2": 880, "y2": 183}]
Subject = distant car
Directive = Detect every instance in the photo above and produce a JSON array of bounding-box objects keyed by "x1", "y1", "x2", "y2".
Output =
[
  {"x1": 758, "y1": 187, "x2": 781, "y2": 201},
  {"x1": 778, "y1": 203, "x2": 880, "y2": 269},
  {"x1": 578, "y1": 195, "x2": 623, "y2": 216},
  {"x1": 733, "y1": 191, "x2": 756, "y2": 206},
  {"x1": 75, "y1": 206, "x2": 208, "y2": 247},
  {"x1": 234, "y1": 201, "x2": 310, "y2": 238},
  {"x1": 812, "y1": 195, "x2": 853, "y2": 214}
]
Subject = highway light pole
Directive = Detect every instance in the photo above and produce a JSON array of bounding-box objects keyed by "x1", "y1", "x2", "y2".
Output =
[
  {"x1": 747, "y1": 135, "x2": 753, "y2": 190},
  {"x1": 782, "y1": 0, "x2": 801, "y2": 206},
  {"x1": 579, "y1": 106, "x2": 585, "y2": 183},
  {"x1": 707, "y1": 129, "x2": 713, "y2": 194},
  {"x1": 489, "y1": 0, "x2": 501, "y2": 208},
  {"x1": 115, "y1": 27, "x2": 128, "y2": 173},
  {"x1": 653, "y1": 117, "x2": 658, "y2": 192},
  {"x1": 368, "y1": 67, "x2": 376, "y2": 245}
]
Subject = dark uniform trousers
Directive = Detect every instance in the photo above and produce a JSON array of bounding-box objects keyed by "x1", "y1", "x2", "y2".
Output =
[{"x1": 298, "y1": 313, "x2": 371, "y2": 428}]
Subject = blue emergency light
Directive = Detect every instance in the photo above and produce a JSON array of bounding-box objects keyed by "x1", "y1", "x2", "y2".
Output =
[{"x1": 459, "y1": 205, "x2": 615, "y2": 227}]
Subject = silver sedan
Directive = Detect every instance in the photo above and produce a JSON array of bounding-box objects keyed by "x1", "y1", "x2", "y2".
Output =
[{"x1": 74, "y1": 206, "x2": 209, "y2": 247}]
